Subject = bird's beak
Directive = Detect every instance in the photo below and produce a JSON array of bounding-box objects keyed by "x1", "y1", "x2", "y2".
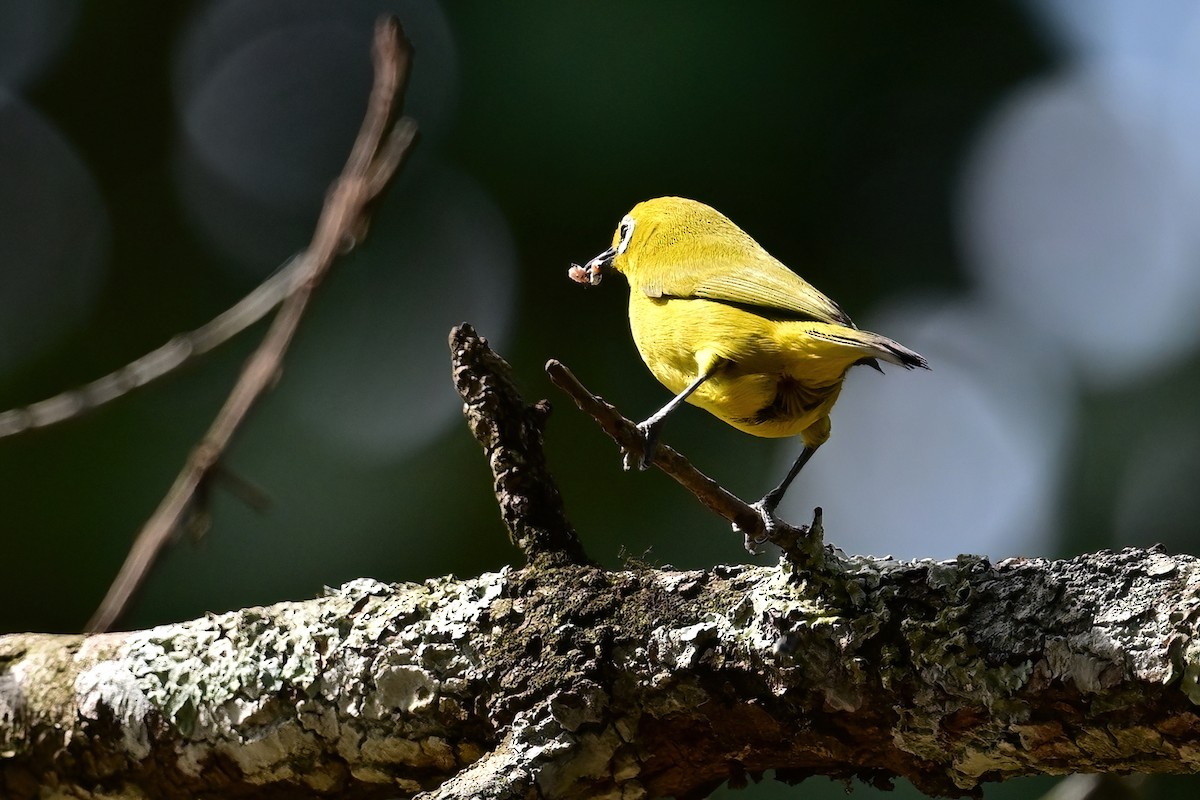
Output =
[{"x1": 568, "y1": 246, "x2": 614, "y2": 286}]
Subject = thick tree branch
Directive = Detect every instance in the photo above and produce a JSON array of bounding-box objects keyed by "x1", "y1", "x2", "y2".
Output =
[
  {"x1": 4, "y1": 551, "x2": 1200, "y2": 798},
  {"x1": 6, "y1": 327, "x2": 1200, "y2": 798}
]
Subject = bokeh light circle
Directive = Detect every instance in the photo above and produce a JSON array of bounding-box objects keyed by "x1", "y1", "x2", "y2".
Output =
[
  {"x1": 779, "y1": 295, "x2": 1073, "y2": 559},
  {"x1": 0, "y1": 93, "x2": 108, "y2": 371}
]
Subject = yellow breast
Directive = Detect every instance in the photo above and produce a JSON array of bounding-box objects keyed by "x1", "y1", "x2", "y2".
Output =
[{"x1": 627, "y1": 293, "x2": 852, "y2": 439}]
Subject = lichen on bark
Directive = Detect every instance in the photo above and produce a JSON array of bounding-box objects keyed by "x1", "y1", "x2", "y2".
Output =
[{"x1": 5, "y1": 547, "x2": 1200, "y2": 798}]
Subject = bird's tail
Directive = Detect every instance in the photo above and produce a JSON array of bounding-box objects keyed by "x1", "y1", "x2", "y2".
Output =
[{"x1": 807, "y1": 326, "x2": 930, "y2": 371}]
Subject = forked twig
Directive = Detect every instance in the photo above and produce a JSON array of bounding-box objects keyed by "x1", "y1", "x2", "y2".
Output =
[
  {"x1": 85, "y1": 16, "x2": 418, "y2": 633},
  {"x1": 544, "y1": 359, "x2": 821, "y2": 559}
]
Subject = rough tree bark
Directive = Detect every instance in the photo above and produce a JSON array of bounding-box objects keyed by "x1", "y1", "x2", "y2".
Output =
[{"x1": 3, "y1": 326, "x2": 1200, "y2": 799}]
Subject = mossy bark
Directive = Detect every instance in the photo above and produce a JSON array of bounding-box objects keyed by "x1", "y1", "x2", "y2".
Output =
[{"x1": 3, "y1": 547, "x2": 1200, "y2": 798}]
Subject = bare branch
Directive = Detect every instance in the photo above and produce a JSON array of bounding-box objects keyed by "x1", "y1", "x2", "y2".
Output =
[
  {"x1": 8, "y1": 318, "x2": 1200, "y2": 798},
  {"x1": 6, "y1": 548, "x2": 1200, "y2": 798},
  {"x1": 544, "y1": 358, "x2": 822, "y2": 562},
  {"x1": 0, "y1": 253, "x2": 310, "y2": 439},
  {"x1": 451, "y1": 325, "x2": 590, "y2": 567},
  {"x1": 84, "y1": 17, "x2": 418, "y2": 634}
]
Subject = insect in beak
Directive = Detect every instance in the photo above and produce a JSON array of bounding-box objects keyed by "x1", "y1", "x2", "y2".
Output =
[{"x1": 568, "y1": 248, "x2": 612, "y2": 286}]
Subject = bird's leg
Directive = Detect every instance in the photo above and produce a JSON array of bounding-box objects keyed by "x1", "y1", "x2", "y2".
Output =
[
  {"x1": 631, "y1": 367, "x2": 716, "y2": 470},
  {"x1": 748, "y1": 444, "x2": 818, "y2": 536}
]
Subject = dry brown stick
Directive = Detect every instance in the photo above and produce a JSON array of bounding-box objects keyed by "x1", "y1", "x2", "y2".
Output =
[
  {"x1": 544, "y1": 359, "x2": 821, "y2": 557},
  {"x1": 0, "y1": 254, "x2": 311, "y2": 439},
  {"x1": 85, "y1": 17, "x2": 417, "y2": 633}
]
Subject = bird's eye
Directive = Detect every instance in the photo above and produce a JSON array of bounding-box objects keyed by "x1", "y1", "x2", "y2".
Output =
[{"x1": 616, "y1": 215, "x2": 635, "y2": 254}]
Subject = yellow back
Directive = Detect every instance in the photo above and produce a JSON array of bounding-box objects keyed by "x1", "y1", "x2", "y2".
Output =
[{"x1": 610, "y1": 197, "x2": 854, "y2": 327}]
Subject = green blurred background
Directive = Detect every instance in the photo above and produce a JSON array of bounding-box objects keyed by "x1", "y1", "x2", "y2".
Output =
[{"x1": 4, "y1": 2, "x2": 1200, "y2": 798}]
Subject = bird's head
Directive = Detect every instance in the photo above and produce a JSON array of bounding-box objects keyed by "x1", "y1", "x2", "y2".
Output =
[{"x1": 568, "y1": 196, "x2": 723, "y2": 286}]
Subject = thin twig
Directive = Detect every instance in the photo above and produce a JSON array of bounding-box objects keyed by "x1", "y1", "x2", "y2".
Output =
[
  {"x1": 0, "y1": 254, "x2": 311, "y2": 439},
  {"x1": 543, "y1": 360, "x2": 766, "y2": 534},
  {"x1": 545, "y1": 359, "x2": 822, "y2": 559},
  {"x1": 85, "y1": 16, "x2": 417, "y2": 633}
]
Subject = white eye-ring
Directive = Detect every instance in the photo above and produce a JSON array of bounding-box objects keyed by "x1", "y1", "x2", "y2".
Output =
[{"x1": 616, "y1": 215, "x2": 635, "y2": 255}]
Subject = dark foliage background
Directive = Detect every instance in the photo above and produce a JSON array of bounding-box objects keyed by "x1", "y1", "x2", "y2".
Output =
[{"x1": 4, "y1": 3, "x2": 1199, "y2": 797}]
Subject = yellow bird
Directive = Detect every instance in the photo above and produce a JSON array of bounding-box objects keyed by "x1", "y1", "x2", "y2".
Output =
[{"x1": 569, "y1": 196, "x2": 928, "y2": 528}]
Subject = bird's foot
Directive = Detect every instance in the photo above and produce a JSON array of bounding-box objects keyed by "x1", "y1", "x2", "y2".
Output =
[
  {"x1": 738, "y1": 503, "x2": 823, "y2": 557},
  {"x1": 622, "y1": 419, "x2": 661, "y2": 471},
  {"x1": 738, "y1": 499, "x2": 781, "y2": 554}
]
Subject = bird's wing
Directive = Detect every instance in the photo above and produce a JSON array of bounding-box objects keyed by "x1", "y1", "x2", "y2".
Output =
[{"x1": 639, "y1": 248, "x2": 854, "y2": 327}]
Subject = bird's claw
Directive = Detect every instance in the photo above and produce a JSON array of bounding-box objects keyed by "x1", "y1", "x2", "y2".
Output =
[
  {"x1": 637, "y1": 421, "x2": 656, "y2": 469},
  {"x1": 737, "y1": 500, "x2": 779, "y2": 554},
  {"x1": 621, "y1": 420, "x2": 658, "y2": 471}
]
